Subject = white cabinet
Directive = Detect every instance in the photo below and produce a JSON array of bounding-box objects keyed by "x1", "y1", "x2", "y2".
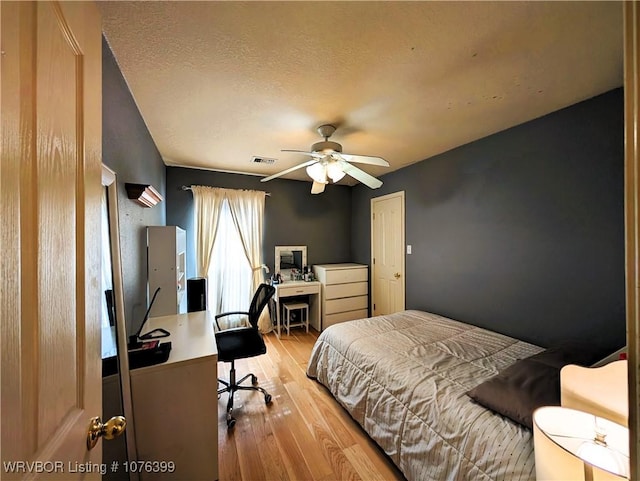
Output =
[
  {"x1": 313, "y1": 263, "x2": 369, "y2": 331},
  {"x1": 147, "y1": 226, "x2": 187, "y2": 317}
]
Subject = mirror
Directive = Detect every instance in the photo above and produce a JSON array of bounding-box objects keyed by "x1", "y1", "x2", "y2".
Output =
[
  {"x1": 102, "y1": 165, "x2": 138, "y2": 481},
  {"x1": 275, "y1": 245, "x2": 307, "y2": 281},
  {"x1": 101, "y1": 188, "x2": 117, "y2": 360}
]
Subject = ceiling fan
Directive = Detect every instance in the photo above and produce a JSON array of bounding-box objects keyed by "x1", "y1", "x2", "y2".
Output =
[{"x1": 260, "y1": 124, "x2": 389, "y2": 194}]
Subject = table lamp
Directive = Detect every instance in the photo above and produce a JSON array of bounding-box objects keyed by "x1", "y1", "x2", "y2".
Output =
[{"x1": 533, "y1": 406, "x2": 629, "y2": 481}]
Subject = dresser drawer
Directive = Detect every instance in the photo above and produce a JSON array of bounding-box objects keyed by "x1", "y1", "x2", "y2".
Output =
[
  {"x1": 324, "y1": 309, "x2": 369, "y2": 330},
  {"x1": 324, "y1": 282, "x2": 367, "y2": 300},
  {"x1": 277, "y1": 284, "x2": 318, "y2": 298},
  {"x1": 324, "y1": 295, "x2": 368, "y2": 315},
  {"x1": 323, "y1": 268, "x2": 367, "y2": 285}
]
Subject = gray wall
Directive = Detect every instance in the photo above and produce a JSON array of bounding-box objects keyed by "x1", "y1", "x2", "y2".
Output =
[
  {"x1": 102, "y1": 36, "x2": 167, "y2": 335},
  {"x1": 352, "y1": 88, "x2": 625, "y2": 353},
  {"x1": 165, "y1": 168, "x2": 352, "y2": 279}
]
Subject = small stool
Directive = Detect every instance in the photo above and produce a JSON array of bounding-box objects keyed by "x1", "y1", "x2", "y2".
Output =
[{"x1": 282, "y1": 301, "x2": 309, "y2": 335}]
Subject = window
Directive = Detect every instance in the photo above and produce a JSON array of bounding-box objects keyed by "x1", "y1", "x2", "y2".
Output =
[{"x1": 206, "y1": 199, "x2": 252, "y2": 327}]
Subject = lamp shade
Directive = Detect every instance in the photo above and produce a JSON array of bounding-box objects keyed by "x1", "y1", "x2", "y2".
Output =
[
  {"x1": 326, "y1": 160, "x2": 346, "y2": 182},
  {"x1": 306, "y1": 162, "x2": 328, "y2": 184},
  {"x1": 533, "y1": 406, "x2": 628, "y2": 481}
]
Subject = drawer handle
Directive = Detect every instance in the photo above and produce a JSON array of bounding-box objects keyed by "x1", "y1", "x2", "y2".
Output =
[{"x1": 296, "y1": 290, "x2": 304, "y2": 293}]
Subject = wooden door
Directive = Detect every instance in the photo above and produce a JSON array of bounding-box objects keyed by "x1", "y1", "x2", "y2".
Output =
[
  {"x1": 1, "y1": 2, "x2": 103, "y2": 480},
  {"x1": 371, "y1": 192, "x2": 405, "y2": 316}
]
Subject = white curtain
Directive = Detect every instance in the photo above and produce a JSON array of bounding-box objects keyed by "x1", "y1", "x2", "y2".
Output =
[
  {"x1": 192, "y1": 185, "x2": 225, "y2": 277},
  {"x1": 192, "y1": 186, "x2": 271, "y2": 332},
  {"x1": 225, "y1": 189, "x2": 271, "y2": 332}
]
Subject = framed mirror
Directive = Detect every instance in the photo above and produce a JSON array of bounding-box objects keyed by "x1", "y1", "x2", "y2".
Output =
[
  {"x1": 102, "y1": 165, "x2": 138, "y2": 481},
  {"x1": 275, "y1": 245, "x2": 307, "y2": 280}
]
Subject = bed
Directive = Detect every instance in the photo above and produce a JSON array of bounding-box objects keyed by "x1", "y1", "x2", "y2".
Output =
[{"x1": 306, "y1": 310, "x2": 605, "y2": 481}]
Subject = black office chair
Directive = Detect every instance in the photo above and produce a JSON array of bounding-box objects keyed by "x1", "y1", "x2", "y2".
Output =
[{"x1": 215, "y1": 283, "x2": 276, "y2": 428}]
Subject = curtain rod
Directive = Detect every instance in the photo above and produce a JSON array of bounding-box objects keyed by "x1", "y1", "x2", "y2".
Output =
[{"x1": 181, "y1": 185, "x2": 271, "y2": 196}]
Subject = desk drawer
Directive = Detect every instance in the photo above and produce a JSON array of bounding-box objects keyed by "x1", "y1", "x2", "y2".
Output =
[
  {"x1": 324, "y1": 295, "x2": 368, "y2": 315},
  {"x1": 324, "y1": 268, "x2": 367, "y2": 285},
  {"x1": 277, "y1": 284, "x2": 318, "y2": 297},
  {"x1": 324, "y1": 282, "x2": 367, "y2": 300}
]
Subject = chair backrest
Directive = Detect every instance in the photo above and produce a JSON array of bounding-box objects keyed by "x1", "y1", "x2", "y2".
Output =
[{"x1": 247, "y1": 283, "x2": 276, "y2": 329}]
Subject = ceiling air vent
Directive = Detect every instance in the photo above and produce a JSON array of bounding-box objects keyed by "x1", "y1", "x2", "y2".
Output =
[{"x1": 251, "y1": 156, "x2": 276, "y2": 164}]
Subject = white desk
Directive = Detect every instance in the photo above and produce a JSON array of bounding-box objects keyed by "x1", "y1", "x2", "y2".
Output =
[
  {"x1": 272, "y1": 281, "x2": 321, "y2": 337},
  {"x1": 130, "y1": 311, "x2": 218, "y2": 481}
]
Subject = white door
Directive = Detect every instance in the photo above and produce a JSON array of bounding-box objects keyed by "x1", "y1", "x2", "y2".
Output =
[
  {"x1": 1, "y1": 2, "x2": 104, "y2": 479},
  {"x1": 371, "y1": 191, "x2": 406, "y2": 316}
]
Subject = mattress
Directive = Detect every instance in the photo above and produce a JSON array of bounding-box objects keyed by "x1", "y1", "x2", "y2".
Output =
[{"x1": 306, "y1": 310, "x2": 544, "y2": 481}]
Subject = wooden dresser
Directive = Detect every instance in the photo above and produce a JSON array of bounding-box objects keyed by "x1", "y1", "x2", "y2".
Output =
[{"x1": 313, "y1": 263, "x2": 369, "y2": 331}]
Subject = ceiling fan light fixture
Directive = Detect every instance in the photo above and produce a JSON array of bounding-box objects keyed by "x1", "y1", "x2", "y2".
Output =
[
  {"x1": 326, "y1": 160, "x2": 346, "y2": 182},
  {"x1": 263, "y1": 123, "x2": 388, "y2": 191},
  {"x1": 306, "y1": 162, "x2": 328, "y2": 184}
]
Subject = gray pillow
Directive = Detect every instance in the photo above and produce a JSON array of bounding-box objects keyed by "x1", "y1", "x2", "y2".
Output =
[{"x1": 466, "y1": 344, "x2": 603, "y2": 429}]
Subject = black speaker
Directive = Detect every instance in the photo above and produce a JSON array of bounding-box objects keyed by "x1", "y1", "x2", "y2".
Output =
[{"x1": 187, "y1": 277, "x2": 207, "y2": 312}]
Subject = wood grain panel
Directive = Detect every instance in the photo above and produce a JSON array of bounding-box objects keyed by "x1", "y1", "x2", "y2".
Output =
[
  {"x1": 344, "y1": 444, "x2": 392, "y2": 481},
  {"x1": 36, "y1": 3, "x2": 80, "y2": 445},
  {"x1": 1, "y1": 1, "x2": 38, "y2": 463},
  {"x1": 248, "y1": 410, "x2": 288, "y2": 481},
  {"x1": 218, "y1": 417, "x2": 241, "y2": 481}
]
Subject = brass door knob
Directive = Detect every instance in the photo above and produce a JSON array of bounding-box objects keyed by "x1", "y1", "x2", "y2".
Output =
[
  {"x1": 394, "y1": 272, "x2": 401, "y2": 279},
  {"x1": 87, "y1": 416, "x2": 126, "y2": 450}
]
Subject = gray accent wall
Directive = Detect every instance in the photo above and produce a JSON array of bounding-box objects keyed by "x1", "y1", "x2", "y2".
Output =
[
  {"x1": 102, "y1": 36, "x2": 167, "y2": 335},
  {"x1": 165, "y1": 168, "x2": 352, "y2": 279},
  {"x1": 352, "y1": 88, "x2": 625, "y2": 352}
]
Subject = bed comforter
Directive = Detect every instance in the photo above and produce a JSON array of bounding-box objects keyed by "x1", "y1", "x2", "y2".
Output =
[{"x1": 306, "y1": 310, "x2": 543, "y2": 481}]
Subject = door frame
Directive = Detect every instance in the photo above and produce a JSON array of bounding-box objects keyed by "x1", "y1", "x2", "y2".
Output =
[
  {"x1": 624, "y1": 2, "x2": 640, "y2": 478},
  {"x1": 103, "y1": 165, "x2": 138, "y2": 480},
  {"x1": 370, "y1": 191, "x2": 406, "y2": 315}
]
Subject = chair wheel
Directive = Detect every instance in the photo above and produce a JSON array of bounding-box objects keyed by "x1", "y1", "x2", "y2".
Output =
[
  {"x1": 264, "y1": 393, "x2": 272, "y2": 404},
  {"x1": 226, "y1": 411, "x2": 236, "y2": 428},
  {"x1": 251, "y1": 375, "x2": 258, "y2": 385}
]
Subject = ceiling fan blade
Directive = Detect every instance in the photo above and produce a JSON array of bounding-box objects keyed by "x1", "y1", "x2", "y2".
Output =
[
  {"x1": 336, "y1": 153, "x2": 389, "y2": 167},
  {"x1": 282, "y1": 149, "x2": 325, "y2": 159},
  {"x1": 311, "y1": 181, "x2": 326, "y2": 194},
  {"x1": 338, "y1": 160, "x2": 383, "y2": 189},
  {"x1": 260, "y1": 159, "x2": 317, "y2": 182}
]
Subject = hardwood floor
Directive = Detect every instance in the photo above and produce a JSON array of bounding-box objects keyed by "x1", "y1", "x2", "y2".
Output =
[{"x1": 217, "y1": 329, "x2": 406, "y2": 481}]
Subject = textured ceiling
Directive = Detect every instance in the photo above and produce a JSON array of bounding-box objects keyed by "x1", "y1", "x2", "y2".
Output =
[{"x1": 99, "y1": 1, "x2": 623, "y2": 187}]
